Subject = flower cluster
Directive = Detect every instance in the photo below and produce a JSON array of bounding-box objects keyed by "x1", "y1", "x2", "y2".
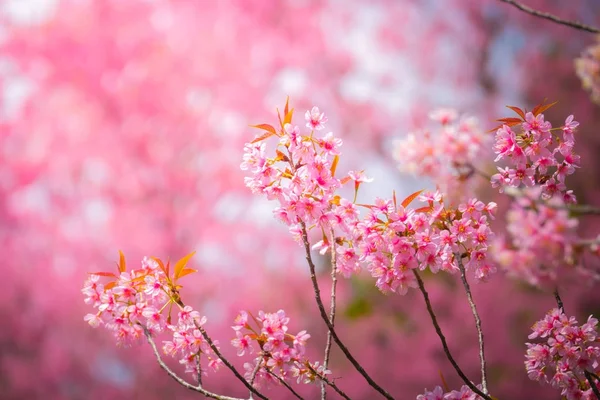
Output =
[
  {"x1": 492, "y1": 188, "x2": 581, "y2": 287},
  {"x1": 231, "y1": 310, "x2": 329, "y2": 388},
  {"x1": 525, "y1": 308, "x2": 600, "y2": 400},
  {"x1": 334, "y1": 192, "x2": 498, "y2": 294},
  {"x1": 417, "y1": 384, "x2": 484, "y2": 399},
  {"x1": 241, "y1": 104, "x2": 348, "y2": 240},
  {"x1": 393, "y1": 108, "x2": 487, "y2": 201},
  {"x1": 575, "y1": 38, "x2": 600, "y2": 105},
  {"x1": 242, "y1": 104, "x2": 498, "y2": 295},
  {"x1": 82, "y1": 253, "x2": 222, "y2": 378},
  {"x1": 490, "y1": 108, "x2": 580, "y2": 203}
]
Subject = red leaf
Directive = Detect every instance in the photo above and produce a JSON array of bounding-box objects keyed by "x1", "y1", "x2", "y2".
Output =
[
  {"x1": 532, "y1": 100, "x2": 558, "y2": 116},
  {"x1": 392, "y1": 190, "x2": 397, "y2": 209},
  {"x1": 330, "y1": 155, "x2": 339, "y2": 177},
  {"x1": 415, "y1": 206, "x2": 433, "y2": 213},
  {"x1": 250, "y1": 131, "x2": 276, "y2": 144},
  {"x1": 401, "y1": 189, "x2": 424, "y2": 208},
  {"x1": 283, "y1": 108, "x2": 294, "y2": 126},
  {"x1": 152, "y1": 257, "x2": 168, "y2": 275},
  {"x1": 174, "y1": 251, "x2": 196, "y2": 280},
  {"x1": 284, "y1": 97, "x2": 290, "y2": 117},
  {"x1": 118, "y1": 250, "x2": 126, "y2": 273},
  {"x1": 89, "y1": 271, "x2": 117, "y2": 278},
  {"x1": 177, "y1": 268, "x2": 198, "y2": 280},
  {"x1": 250, "y1": 124, "x2": 277, "y2": 135},
  {"x1": 496, "y1": 117, "x2": 522, "y2": 124},
  {"x1": 506, "y1": 105, "x2": 525, "y2": 120}
]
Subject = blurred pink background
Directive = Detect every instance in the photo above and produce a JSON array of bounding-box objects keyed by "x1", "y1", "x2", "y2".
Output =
[{"x1": 1, "y1": 0, "x2": 600, "y2": 399}]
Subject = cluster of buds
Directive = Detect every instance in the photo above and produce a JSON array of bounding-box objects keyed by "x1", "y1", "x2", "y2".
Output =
[
  {"x1": 82, "y1": 252, "x2": 222, "y2": 379},
  {"x1": 490, "y1": 104, "x2": 580, "y2": 203},
  {"x1": 526, "y1": 308, "x2": 600, "y2": 399},
  {"x1": 392, "y1": 108, "x2": 487, "y2": 201},
  {"x1": 231, "y1": 310, "x2": 329, "y2": 388}
]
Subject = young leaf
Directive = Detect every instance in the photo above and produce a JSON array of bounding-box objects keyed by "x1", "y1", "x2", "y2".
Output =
[
  {"x1": 340, "y1": 176, "x2": 352, "y2": 185},
  {"x1": 330, "y1": 155, "x2": 339, "y2": 177},
  {"x1": 506, "y1": 105, "x2": 525, "y2": 120},
  {"x1": 251, "y1": 131, "x2": 276, "y2": 144},
  {"x1": 401, "y1": 189, "x2": 424, "y2": 208},
  {"x1": 283, "y1": 108, "x2": 294, "y2": 126},
  {"x1": 177, "y1": 268, "x2": 198, "y2": 280},
  {"x1": 284, "y1": 96, "x2": 290, "y2": 117},
  {"x1": 415, "y1": 206, "x2": 433, "y2": 213},
  {"x1": 118, "y1": 250, "x2": 126, "y2": 273},
  {"x1": 532, "y1": 100, "x2": 558, "y2": 116},
  {"x1": 152, "y1": 257, "x2": 167, "y2": 275},
  {"x1": 496, "y1": 117, "x2": 523, "y2": 125},
  {"x1": 174, "y1": 251, "x2": 197, "y2": 280},
  {"x1": 250, "y1": 123, "x2": 277, "y2": 135},
  {"x1": 275, "y1": 149, "x2": 289, "y2": 162},
  {"x1": 89, "y1": 271, "x2": 117, "y2": 278}
]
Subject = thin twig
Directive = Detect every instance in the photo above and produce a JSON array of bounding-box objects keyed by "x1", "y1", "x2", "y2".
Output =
[
  {"x1": 585, "y1": 371, "x2": 600, "y2": 399},
  {"x1": 194, "y1": 322, "x2": 269, "y2": 400},
  {"x1": 322, "y1": 228, "x2": 339, "y2": 400},
  {"x1": 249, "y1": 356, "x2": 264, "y2": 399},
  {"x1": 455, "y1": 253, "x2": 489, "y2": 395},
  {"x1": 553, "y1": 288, "x2": 565, "y2": 313},
  {"x1": 196, "y1": 352, "x2": 203, "y2": 386},
  {"x1": 499, "y1": 0, "x2": 600, "y2": 34},
  {"x1": 307, "y1": 364, "x2": 352, "y2": 400},
  {"x1": 142, "y1": 327, "x2": 245, "y2": 400},
  {"x1": 299, "y1": 222, "x2": 394, "y2": 400},
  {"x1": 412, "y1": 270, "x2": 493, "y2": 400},
  {"x1": 266, "y1": 370, "x2": 305, "y2": 400}
]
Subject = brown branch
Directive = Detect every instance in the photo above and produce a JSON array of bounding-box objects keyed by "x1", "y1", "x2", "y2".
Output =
[
  {"x1": 412, "y1": 270, "x2": 493, "y2": 400},
  {"x1": 322, "y1": 228, "x2": 339, "y2": 400},
  {"x1": 265, "y1": 370, "x2": 305, "y2": 400},
  {"x1": 553, "y1": 288, "x2": 565, "y2": 313},
  {"x1": 299, "y1": 222, "x2": 394, "y2": 400},
  {"x1": 499, "y1": 0, "x2": 600, "y2": 34},
  {"x1": 194, "y1": 322, "x2": 269, "y2": 400},
  {"x1": 142, "y1": 327, "x2": 245, "y2": 400},
  {"x1": 455, "y1": 254, "x2": 489, "y2": 395},
  {"x1": 307, "y1": 364, "x2": 352, "y2": 400}
]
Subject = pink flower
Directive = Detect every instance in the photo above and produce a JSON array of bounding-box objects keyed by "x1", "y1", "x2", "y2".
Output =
[{"x1": 305, "y1": 106, "x2": 327, "y2": 130}]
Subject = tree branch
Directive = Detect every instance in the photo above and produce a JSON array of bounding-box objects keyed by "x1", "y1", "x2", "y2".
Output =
[
  {"x1": 499, "y1": 0, "x2": 600, "y2": 34},
  {"x1": 455, "y1": 254, "x2": 489, "y2": 395},
  {"x1": 266, "y1": 370, "x2": 305, "y2": 400},
  {"x1": 299, "y1": 222, "x2": 394, "y2": 400},
  {"x1": 412, "y1": 270, "x2": 492, "y2": 400},
  {"x1": 585, "y1": 370, "x2": 600, "y2": 399},
  {"x1": 194, "y1": 322, "x2": 269, "y2": 400},
  {"x1": 142, "y1": 326, "x2": 246, "y2": 400},
  {"x1": 322, "y1": 228, "x2": 339, "y2": 400},
  {"x1": 307, "y1": 364, "x2": 352, "y2": 400},
  {"x1": 553, "y1": 287, "x2": 565, "y2": 313}
]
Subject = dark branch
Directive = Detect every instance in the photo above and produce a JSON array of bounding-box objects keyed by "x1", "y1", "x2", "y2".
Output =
[
  {"x1": 412, "y1": 270, "x2": 492, "y2": 400},
  {"x1": 585, "y1": 370, "x2": 600, "y2": 399},
  {"x1": 499, "y1": 0, "x2": 600, "y2": 34},
  {"x1": 299, "y1": 222, "x2": 394, "y2": 400},
  {"x1": 142, "y1": 327, "x2": 245, "y2": 400},
  {"x1": 322, "y1": 228, "x2": 339, "y2": 400},
  {"x1": 455, "y1": 254, "x2": 489, "y2": 395}
]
